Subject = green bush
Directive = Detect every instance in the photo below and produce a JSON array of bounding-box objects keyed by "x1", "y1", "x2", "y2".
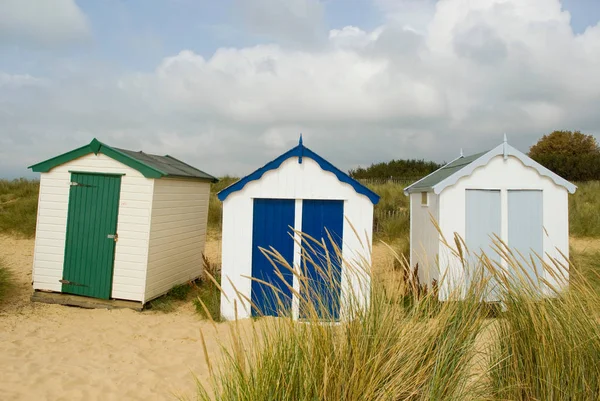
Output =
[{"x1": 350, "y1": 159, "x2": 441, "y2": 180}]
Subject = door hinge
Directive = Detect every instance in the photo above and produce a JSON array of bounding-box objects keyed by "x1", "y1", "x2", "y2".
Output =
[
  {"x1": 107, "y1": 233, "x2": 118, "y2": 242},
  {"x1": 70, "y1": 182, "x2": 95, "y2": 187}
]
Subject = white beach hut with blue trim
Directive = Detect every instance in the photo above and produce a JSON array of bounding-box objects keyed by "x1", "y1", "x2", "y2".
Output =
[
  {"x1": 218, "y1": 137, "x2": 379, "y2": 320},
  {"x1": 404, "y1": 137, "x2": 576, "y2": 300}
]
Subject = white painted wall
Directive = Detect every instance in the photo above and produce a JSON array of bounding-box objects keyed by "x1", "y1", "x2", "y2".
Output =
[
  {"x1": 220, "y1": 157, "x2": 374, "y2": 320},
  {"x1": 145, "y1": 178, "x2": 210, "y2": 302},
  {"x1": 409, "y1": 192, "x2": 439, "y2": 286},
  {"x1": 436, "y1": 155, "x2": 570, "y2": 300},
  {"x1": 32, "y1": 153, "x2": 154, "y2": 302}
]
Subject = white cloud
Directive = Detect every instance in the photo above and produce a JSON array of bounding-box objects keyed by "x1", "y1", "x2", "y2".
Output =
[
  {"x1": 3, "y1": 0, "x2": 600, "y2": 178},
  {"x1": 0, "y1": 0, "x2": 89, "y2": 47}
]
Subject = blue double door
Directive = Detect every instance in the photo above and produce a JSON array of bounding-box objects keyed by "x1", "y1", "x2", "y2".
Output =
[{"x1": 251, "y1": 199, "x2": 344, "y2": 319}]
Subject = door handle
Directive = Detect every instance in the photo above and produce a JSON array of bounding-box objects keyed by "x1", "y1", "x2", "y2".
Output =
[{"x1": 107, "y1": 233, "x2": 118, "y2": 242}]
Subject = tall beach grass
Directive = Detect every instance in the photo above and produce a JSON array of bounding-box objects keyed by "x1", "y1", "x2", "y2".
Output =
[{"x1": 194, "y1": 229, "x2": 600, "y2": 401}]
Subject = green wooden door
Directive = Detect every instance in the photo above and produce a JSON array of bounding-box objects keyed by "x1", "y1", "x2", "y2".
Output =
[{"x1": 62, "y1": 173, "x2": 121, "y2": 299}]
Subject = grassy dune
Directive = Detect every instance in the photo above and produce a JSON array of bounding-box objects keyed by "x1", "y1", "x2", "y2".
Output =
[
  {"x1": 0, "y1": 179, "x2": 39, "y2": 237},
  {"x1": 3, "y1": 178, "x2": 600, "y2": 241}
]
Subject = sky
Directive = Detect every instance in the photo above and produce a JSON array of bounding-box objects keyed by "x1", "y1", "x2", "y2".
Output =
[{"x1": 1, "y1": 0, "x2": 600, "y2": 179}]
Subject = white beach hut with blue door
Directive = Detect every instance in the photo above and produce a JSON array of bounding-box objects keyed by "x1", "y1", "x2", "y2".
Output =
[
  {"x1": 28, "y1": 138, "x2": 217, "y2": 308},
  {"x1": 404, "y1": 137, "x2": 576, "y2": 301},
  {"x1": 218, "y1": 137, "x2": 380, "y2": 321}
]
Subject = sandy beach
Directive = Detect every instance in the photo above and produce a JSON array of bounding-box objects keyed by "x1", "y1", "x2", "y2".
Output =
[
  {"x1": 0, "y1": 235, "x2": 243, "y2": 401},
  {"x1": 0, "y1": 234, "x2": 397, "y2": 400}
]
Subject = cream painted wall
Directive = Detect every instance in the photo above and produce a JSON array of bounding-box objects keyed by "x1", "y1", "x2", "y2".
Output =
[
  {"x1": 220, "y1": 157, "x2": 374, "y2": 320},
  {"x1": 437, "y1": 155, "x2": 570, "y2": 300},
  {"x1": 145, "y1": 178, "x2": 210, "y2": 302},
  {"x1": 32, "y1": 153, "x2": 154, "y2": 302}
]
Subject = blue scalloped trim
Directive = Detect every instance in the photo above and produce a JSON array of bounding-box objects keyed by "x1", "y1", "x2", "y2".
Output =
[{"x1": 217, "y1": 144, "x2": 380, "y2": 204}]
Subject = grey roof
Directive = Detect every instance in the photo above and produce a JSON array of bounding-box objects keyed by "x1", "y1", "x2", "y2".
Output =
[
  {"x1": 114, "y1": 147, "x2": 218, "y2": 182},
  {"x1": 405, "y1": 151, "x2": 488, "y2": 193}
]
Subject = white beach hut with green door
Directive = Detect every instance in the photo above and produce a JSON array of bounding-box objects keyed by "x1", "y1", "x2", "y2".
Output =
[
  {"x1": 28, "y1": 138, "x2": 217, "y2": 308},
  {"x1": 404, "y1": 138, "x2": 576, "y2": 301}
]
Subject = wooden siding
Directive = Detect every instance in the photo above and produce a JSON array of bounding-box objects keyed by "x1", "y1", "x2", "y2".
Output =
[
  {"x1": 32, "y1": 153, "x2": 153, "y2": 302},
  {"x1": 144, "y1": 179, "x2": 210, "y2": 302},
  {"x1": 409, "y1": 192, "x2": 439, "y2": 286},
  {"x1": 438, "y1": 155, "x2": 569, "y2": 300}
]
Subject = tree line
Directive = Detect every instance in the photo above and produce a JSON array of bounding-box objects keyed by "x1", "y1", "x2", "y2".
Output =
[
  {"x1": 350, "y1": 130, "x2": 600, "y2": 182},
  {"x1": 349, "y1": 159, "x2": 442, "y2": 181}
]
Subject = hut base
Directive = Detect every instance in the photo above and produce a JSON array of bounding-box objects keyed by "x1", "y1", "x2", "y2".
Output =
[{"x1": 31, "y1": 291, "x2": 143, "y2": 312}]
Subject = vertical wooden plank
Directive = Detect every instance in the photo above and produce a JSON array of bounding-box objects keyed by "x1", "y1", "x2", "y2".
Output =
[
  {"x1": 300, "y1": 199, "x2": 344, "y2": 320},
  {"x1": 62, "y1": 173, "x2": 121, "y2": 299},
  {"x1": 508, "y1": 190, "x2": 543, "y2": 287},
  {"x1": 250, "y1": 198, "x2": 295, "y2": 317},
  {"x1": 465, "y1": 190, "x2": 501, "y2": 300}
]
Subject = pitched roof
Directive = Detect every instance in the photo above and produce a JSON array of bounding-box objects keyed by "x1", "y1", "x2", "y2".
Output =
[
  {"x1": 217, "y1": 137, "x2": 380, "y2": 204},
  {"x1": 29, "y1": 138, "x2": 218, "y2": 182},
  {"x1": 404, "y1": 140, "x2": 577, "y2": 195}
]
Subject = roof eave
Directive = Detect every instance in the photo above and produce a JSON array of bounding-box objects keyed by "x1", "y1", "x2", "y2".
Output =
[
  {"x1": 431, "y1": 143, "x2": 578, "y2": 194},
  {"x1": 28, "y1": 138, "x2": 167, "y2": 179}
]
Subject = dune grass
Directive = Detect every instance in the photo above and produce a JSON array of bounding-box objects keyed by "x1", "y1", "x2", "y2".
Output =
[
  {"x1": 193, "y1": 230, "x2": 600, "y2": 401},
  {"x1": 570, "y1": 181, "x2": 600, "y2": 237},
  {"x1": 3, "y1": 177, "x2": 600, "y2": 242},
  {"x1": 0, "y1": 258, "x2": 14, "y2": 305},
  {"x1": 366, "y1": 181, "x2": 411, "y2": 241},
  {"x1": 207, "y1": 176, "x2": 239, "y2": 233},
  {"x1": 148, "y1": 282, "x2": 194, "y2": 312},
  {"x1": 0, "y1": 179, "x2": 39, "y2": 237}
]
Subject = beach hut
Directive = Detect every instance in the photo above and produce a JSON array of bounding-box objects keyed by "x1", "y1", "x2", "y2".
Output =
[
  {"x1": 404, "y1": 137, "x2": 576, "y2": 301},
  {"x1": 218, "y1": 137, "x2": 380, "y2": 320},
  {"x1": 28, "y1": 138, "x2": 217, "y2": 308}
]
